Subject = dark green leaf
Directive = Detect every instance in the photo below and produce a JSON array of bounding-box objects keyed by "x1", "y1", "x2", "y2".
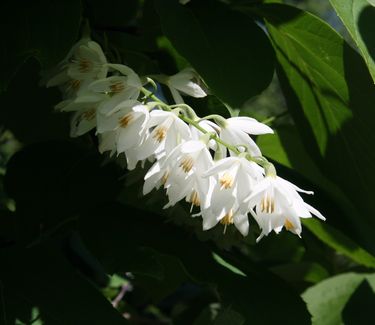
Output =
[
  {"x1": 342, "y1": 279, "x2": 375, "y2": 325},
  {"x1": 303, "y1": 219, "x2": 375, "y2": 269},
  {"x1": 79, "y1": 203, "x2": 310, "y2": 324},
  {"x1": 258, "y1": 126, "x2": 375, "y2": 268},
  {"x1": 154, "y1": 0, "x2": 275, "y2": 107}
]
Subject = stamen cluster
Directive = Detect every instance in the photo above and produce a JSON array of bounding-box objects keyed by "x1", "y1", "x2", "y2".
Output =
[{"x1": 45, "y1": 37, "x2": 325, "y2": 241}]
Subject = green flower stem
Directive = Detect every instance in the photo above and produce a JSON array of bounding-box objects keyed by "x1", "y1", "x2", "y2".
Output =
[{"x1": 179, "y1": 114, "x2": 241, "y2": 155}]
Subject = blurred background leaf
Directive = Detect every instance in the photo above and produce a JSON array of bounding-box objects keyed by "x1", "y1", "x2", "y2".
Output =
[{"x1": 0, "y1": 0, "x2": 81, "y2": 92}]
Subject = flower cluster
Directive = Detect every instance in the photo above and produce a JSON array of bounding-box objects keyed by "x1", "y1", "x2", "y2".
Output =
[{"x1": 45, "y1": 37, "x2": 325, "y2": 241}]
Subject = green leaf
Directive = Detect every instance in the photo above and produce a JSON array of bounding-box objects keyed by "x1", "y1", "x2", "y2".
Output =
[
  {"x1": 154, "y1": 0, "x2": 275, "y2": 107},
  {"x1": 0, "y1": 0, "x2": 81, "y2": 91},
  {"x1": 329, "y1": 0, "x2": 375, "y2": 83},
  {"x1": 302, "y1": 219, "x2": 375, "y2": 269},
  {"x1": 302, "y1": 273, "x2": 375, "y2": 325},
  {"x1": 259, "y1": 4, "x2": 375, "y2": 242},
  {"x1": 258, "y1": 127, "x2": 375, "y2": 269},
  {"x1": 342, "y1": 279, "x2": 375, "y2": 324}
]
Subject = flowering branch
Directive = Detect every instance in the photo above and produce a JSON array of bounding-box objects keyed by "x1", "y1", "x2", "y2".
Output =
[{"x1": 43, "y1": 35, "x2": 325, "y2": 242}]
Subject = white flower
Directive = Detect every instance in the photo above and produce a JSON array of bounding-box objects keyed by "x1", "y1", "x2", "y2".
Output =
[
  {"x1": 144, "y1": 140, "x2": 213, "y2": 211},
  {"x1": 166, "y1": 140, "x2": 213, "y2": 209},
  {"x1": 201, "y1": 156, "x2": 264, "y2": 236},
  {"x1": 96, "y1": 100, "x2": 150, "y2": 153},
  {"x1": 70, "y1": 106, "x2": 98, "y2": 137},
  {"x1": 220, "y1": 117, "x2": 273, "y2": 156},
  {"x1": 98, "y1": 131, "x2": 117, "y2": 156},
  {"x1": 137, "y1": 110, "x2": 192, "y2": 160},
  {"x1": 47, "y1": 40, "x2": 108, "y2": 88},
  {"x1": 166, "y1": 68, "x2": 207, "y2": 103},
  {"x1": 245, "y1": 175, "x2": 325, "y2": 242},
  {"x1": 89, "y1": 64, "x2": 142, "y2": 115}
]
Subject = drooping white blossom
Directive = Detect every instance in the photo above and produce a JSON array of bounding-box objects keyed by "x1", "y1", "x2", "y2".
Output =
[
  {"x1": 200, "y1": 156, "x2": 264, "y2": 236},
  {"x1": 89, "y1": 64, "x2": 142, "y2": 116},
  {"x1": 137, "y1": 109, "x2": 192, "y2": 160},
  {"x1": 219, "y1": 117, "x2": 274, "y2": 156},
  {"x1": 47, "y1": 39, "x2": 108, "y2": 89},
  {"x1": 166, "y1": 68, "x2": 207, "y2": 103},
  {"x1": 245, "y1": 175, "x2": 325, "y2": 242}
]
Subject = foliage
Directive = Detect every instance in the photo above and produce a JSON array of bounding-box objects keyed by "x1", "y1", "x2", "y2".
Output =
[{"x1": 1, "y1": 0, "x2": 375, "y2": 324}]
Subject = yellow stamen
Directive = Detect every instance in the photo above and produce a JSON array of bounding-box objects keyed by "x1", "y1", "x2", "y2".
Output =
[
  {"x1": 220, "y1": 210, "x2": 234, "y2": 234},
  {"x1": 110, "y1": 81, "x2": 125, "y2": 94},
  {"x1": 284, "y1": 219, "x2": 294, "y2": 231},
  {"x1": 153, "y1": 126, "x2": 167, "y2": 142},
  {"x1": 161, "y1": 171, "x2": 169, "y2": 186},
  {"x1": 119, "y1": 113, "x2": 133, "y2": 128},
  {"x1": 68, "y1": 79, "x2": 81, "y2": 92},
  {"x1": 220, "y1": 210, "x2": 234, "y2": 225},
  {"x1": 189, "y1": 191, "x2": 200, "y2": 207},
  {"x1": 219, "y1": 172, "x2": 234, "y2": 189},
  {"x1": 179, "y1": 156, "x2": 194, "y2": 173},
  {"x1": 82, "y1": 108, "x2": 96, "y2": 121},
  {"x1": 79, "y1": 58, "x2": 92, "y2": 73},
  {"x1": 260, "y1": 194, "x2": 275, "y2": 213}
]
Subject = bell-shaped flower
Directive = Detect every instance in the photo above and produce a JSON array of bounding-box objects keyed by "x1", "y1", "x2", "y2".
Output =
[
  {"x1": 200, "y1": 156, "x2": 264, "y2": 236},
  {"x1": 165, "y1": 140, "x2": 213, "y2": 209},
  {"x1": 98, "y1": 131, "x2": 117, "y2": 156},
  {"x1": 47, "y1": 40, "x2": 108, "y2": 88},
  {"x1": 70, "y1": 106, "x2": 98, "y2": 137},
  {"x1": 96, "y1": 100, "x2": 150, "y2": 153},
  {"x1": 137, "y1": 110, "x2": 192, "y2": 161},
  {"x1": 166, "y1": 68, "x2": 207, "y2": 103},
  {"x1": 219, "y1": 117, "x2": 273, "y2": 157},
  {"x1": 245, "y1": 175, "x2": 325, "y2": 242},
  {"x1": 144, "y1": 140, "x2": 213, "y2": 210},
  {"x1": 55, "y1": 83, "x2": 106, "y2": 137},
  {"x1": 89, "y1": 64, "x2": 142, "y2": 115}
]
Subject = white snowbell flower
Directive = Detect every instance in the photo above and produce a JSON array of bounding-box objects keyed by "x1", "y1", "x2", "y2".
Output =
[
  {"x1": 98, "y1": 130, "x2": 143, "y2": 170},
  {"x1": 166, "y1": 68, "x2": 207, "y2": 104},
  {"x1": 144, "y1": 139, "x2": 213, "y2": 210},
  {"x1": 201, "y1": 156, "x2": 264, "y2": 236},
  {"x1": 47, "y1": 40, "x2": 108, "y2": 89},
  {"x1": 89, "y1": 64, "x2": 142, "y2": 115},
  {"x1": 137, "y1": 110, "x2": 192, "y2": 160},
  {"x1": 96, "y1": 100, "x2": 150, "y2": 154},
  {"x1": 245, "y1": 175, "x2": 325, "y2": 242},
  {"x1": 98, "y1": 131, "x2": 117, "y2": 156},
  {"x1": 219, "y1": 117, "x2": 274, "y2": 156},
  {"x1": 54, "y1": 82, "x2": 107, "y2": 137}
]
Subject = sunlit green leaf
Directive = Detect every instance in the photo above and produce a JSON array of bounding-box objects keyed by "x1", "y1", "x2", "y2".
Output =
[
  {"x1": 258, "y1": 4, "x2": 375, "y2": 248},
  {"x1": 329, "y1": 0, "x2": 375, "y2": 83},
  {"x1": 302, "y1": 273, "x2": 375, "y2": 325}
]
